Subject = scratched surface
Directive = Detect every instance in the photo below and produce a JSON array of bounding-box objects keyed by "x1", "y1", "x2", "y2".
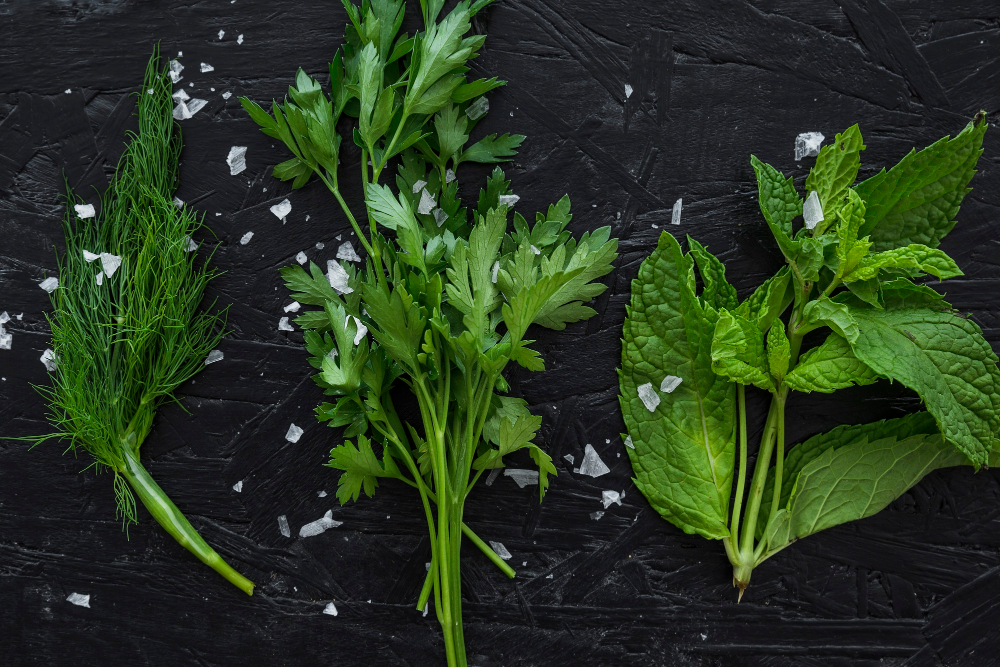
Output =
[{"x1": 1, "y1": 1, "x2": 999, "y2": 665}]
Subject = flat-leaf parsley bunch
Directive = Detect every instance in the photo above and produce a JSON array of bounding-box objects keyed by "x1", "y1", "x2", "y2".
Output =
[{"x1": 241, "y1": 1, "x2": 617, "y2": 663}]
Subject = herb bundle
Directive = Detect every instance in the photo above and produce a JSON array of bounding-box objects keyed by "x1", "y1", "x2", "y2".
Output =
[
  {"x1": 29, "y1": 50, "x2": 254, "y2": 595},
  {"x1": 241, "y1": 1, "x2": 617, "y2": 662},
  {"x1": 620, "y1": 115, "x2": 997, "y2": 597}
]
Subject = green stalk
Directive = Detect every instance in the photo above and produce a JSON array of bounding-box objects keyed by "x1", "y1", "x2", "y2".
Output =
[
  {"x1": 120, "y1": 447, "x2": 254, "y2": 595},
  {"x1": 728, "y1": 385, "x2": 749, "y2": 554}
]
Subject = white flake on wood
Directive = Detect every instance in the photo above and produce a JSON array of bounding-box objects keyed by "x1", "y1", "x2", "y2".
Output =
[
  {"x1": 637, "y1": 382, "x2": 660, "y2": 412},
  {"x1": 299, "y1": 510, "x2": 343, "y2": 537},
  {"x1": 578, "y1": 444, "x2": 610, "y2": 477},
  {"x1": 226, "y1": 146, "x2": 247, "y2": 175}
]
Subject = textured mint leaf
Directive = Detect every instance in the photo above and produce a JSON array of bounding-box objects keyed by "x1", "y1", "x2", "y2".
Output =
[
  {"x1": 844, "y1": 243, "x2": 963, "y2": 282},
  {"x1": 734, "y1": 267, "x2": 792, "y2": 332},
  {"x1": 620, "y1": 232, "x2": 735, "y2": 541},
  {"x1": 801, "y1": 295, "x2": 859, "y2": 343},
  {"x1": 750, "y1": 155, "x2": 802, "y2": 260},
  {"x1": 857, "y1": 114, "x2": 987, "y2": 251},
  {"x1": 805, "y1": 124, "x2": 865, "y2": 230},
  {"x1": 784, "y1": 332, "x2": 879, "y2": 394},
  {"x1": 688, "y1": 236, "x2": 739, "y2": 311},
  {"x1": 711, "y1": 309, "x2": 773, "y2": 391},
  {"x1": 766, "y1": 323, "x2": 790, "y2": 384},
  {"x1": 844, "y1": 303, "x2": 1000, "y2": 467},
  {"x1": 835, "y1": 189, "x2": 871, "y2": 277}
]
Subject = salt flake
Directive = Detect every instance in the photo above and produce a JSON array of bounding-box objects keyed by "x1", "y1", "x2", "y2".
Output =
[
  {"x1": 39, "y1": 277, "x2": 59, "y2": 293},
  {"x1": 168, "y1": 59, "x2": 184, "y2": 83},
  {"x1": 240, "y1": 231, "x2": 254, "y2": 245},
  {"x1": 218, "y1": 29, "x2": 225, "y2": 39},
  {"x1": 172, "y1": 89, "x2": 190, "y2": 102},
  {"x1": 445, "y1": 168, "x2": 456, "y2": 183},
  {"x1": 491, "y1": 261, "x2": 500, "y2": 284},
  {"x1": 417, "y1": 189, "x2": 436, "y2": 216},
  {"x1": 184, "y1": 236, "x2": 198, "y2": 252},
  {"x1": 591, "y1": 511, "x2": 605, "y2": 520},
  {"x1": 270, "y1": 198, "x2": 292, "y2": 221},
  {"x1": 0, "y1": 332, "x2": 11, "y2": 351},
  {"x1": 794, "y1": 132, "x2": 825, "y2": 161},
  {"x1": 346, "y1": 315, "x2": 367, "y2": 346},
  {"x1": 66, "y1": 593, "x2": 90, "y2": 608},
  {"x1": 504, "y1": 468, "x2": 539, "y2": 488},
  {"x1": 578, "y1": 444, "x2": 610, "y2": 478},
  {"x1": 283, "y1": 301, "x2": 301, "y2": 313},
  {"x1": 563, "y1": 454, "x2": 574, "y2": 464},
  {"x1": 83, "y1": 250, "x2": 101, "y2": 263},
  {"x1": 803, "y1": 191, "x2": 824, "y2": 229},
  {"x1": 624, "y1": 435, "x2": 634, "y2": 449},
  {"x1": 277, "y1": 515, "x2": 291, "y2": 537},
  {"x1": 498, "y1": 193, "x2": 520, "y2": 207},
  {"x1": 232, "y1": 480, "x2": 243, "y2": 492},
  {"x1": 601, "y1": 490, "x2": 622, "y2": 508},
  {"x1": 299, "y1": 509, "x2": 343, "y2": 537},
  {"x1": 278, "y1": 316, "x2": 294, "y2": 332},
  {"x1": 226, "y1": 146, "x2": 247, "y2": 175},
  {"x1": 75, "y1": 204, "x2": 96, "y2": 219},
  {"x1": 485, "y1": 468, "x2": 501, "y2": 486},
  {"x1": 96, "y1": 271, "x2": 104, "y2": 286},
  {"x1": 489, "y1": 541, "x2": 512, "y2": 560},
  {"x1": 204, "y1": 349, "x2": 224, "y2": 365},
  {"x1": 412, "y1": 179, "x2": 427, "y2": 194},
  {"x1": 200, "y1": 62, "x2": 214, "y2": 73},
  {"x1": 222, "y1": 91, "x2": 232, "y2": 100},
  {"x1": 99, "y1": 253, "x2": 121, "y2": 278},
  {"x1": 624, "y1": 83, "x2": 634, "y2": 98},
  {"x1": 660, "y1": 375, "x2": 682, "y2": 393},
  {"x1": 671, "y1": 198, "x2": 682, "y2": 226},
  {"x1": 327, "y1": 260, "x2": 354, "y2": 294},
  {"x1": 337, "y1": 242, "x2": 361, "y2": 262},
  {"x1": 637, "y1": 382, "x2": 660, "y2": 412},
  {"x1": 40, "y1": 348, "x2": 57, "y2": 371},
  {"x1": 237, "y1": 34, "x2": 244, "y2": 45},
  {"x1": 466, "y1": 96, "x2": 489, "y2": 121},
  {"x1": 285, "y1": 423, "x2": 303, "y2": 443},
  {"x1": 432, "y1": 208, "x2": 449, "y2": 227},
  {"x1": 323, "y1": 602, "x2": 338, "y2": 616},
  {"x1": 296, "y1": 251, "x2": 308, "y2": 265}
]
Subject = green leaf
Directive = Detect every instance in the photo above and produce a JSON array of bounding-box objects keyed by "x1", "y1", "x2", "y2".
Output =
[
  {"x1": 273, "y1": 157, "x2": 314, "y2": 189},
  {"x1": 750, "y1": 155, "x2": 802, "y2": 260},
  {"x1": 801, "y1": 295, "x2": 859, "y2": 343},
  {"x1": 835, "y1": 189, "x2": 871, "y2": 277},
  {"x1": 281, "y1": 261, "x2": 344, "y2": 307},
  {"x1": 452, "y1": 76, "x2": 505, "y2": 103},
  {"x1": 766, "y1": 322, "x2": 790, "y2": 384},
  {"x1": 620, "y1": 231, "x2": 735, "y2": 541},
  {"x1": 842, "y1": 302, "x2": 1000, "y2": 467},
  {"x1": 688, "y1": 236, "x2": 739, "y2": 311},
  {"x1": 326, "y1": 434, "x2": 402, "y2": 504},
  {"x1": 805, "y1": 124, "x2": 865, "y2": 230},
  {"x1": 433, "y1": 103, "x2": 469, "y2": 162},
  {"x1": 459, "y1": 133, "x2": 525, "y2": 164},
  {"x1": 843, "y1": 243, "x2": 963, "y2": 283},
  {"x1": 784, "y1": 332, "x2": 879, "y2": 393},
  {"x1": 857, "y1": 113, "x2": 987, "y2": 251},
  {"x1": 711, "y1": 309, "x2": 773, "y2": 391},
  {"x1": 734, "y1": 267, "x2": 792, "y2": 332}
]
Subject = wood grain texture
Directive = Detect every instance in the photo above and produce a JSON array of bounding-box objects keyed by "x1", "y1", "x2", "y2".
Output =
[{"x1": 2, "y1": 1, "x2": 999, "y2": 665}]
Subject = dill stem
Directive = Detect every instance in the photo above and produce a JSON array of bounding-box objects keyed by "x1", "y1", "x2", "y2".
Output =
[{"x1": 120, "y1": 448, "x2": 254, "y2": 595}]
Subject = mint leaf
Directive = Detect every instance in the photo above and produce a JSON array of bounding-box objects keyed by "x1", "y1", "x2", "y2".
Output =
[
  {"x1": 750, "y1": 155, "x2": 802, "y2": 260},
  {"x1": 734, "y1": 267, "x2": 792, "y2": 332},
  {"x1": 857, "y1": 113, "x2": 987, "y2": 250},
  {"x1": 620, "y1": 232, "x2": 735, "y2": 541},
  {"x1": 784, "y1": 332, "x2": 879, "y2": 393},
  {"x1": 801, "y1": 295, "x2": 859, "y2": 343},
  {"x1": 805, "y1": 124, "x2": 865, "y2": 229},
  {"x1": 688, "y1": 236, "x2": 739, "y2": 311},
  {"x1": 711, "y1": 309, "x2": 773, "y2": 391},
  {"x1": 843, "y1": 243, "x2": 963, "y2": 283}
]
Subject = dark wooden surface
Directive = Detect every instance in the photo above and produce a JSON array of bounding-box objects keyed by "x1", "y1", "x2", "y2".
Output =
[{"x1": 2, "y1": 1, "x2": 1000, "y2": 665}]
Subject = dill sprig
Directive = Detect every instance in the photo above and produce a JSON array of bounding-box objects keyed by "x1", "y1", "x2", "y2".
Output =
[{"x1": 31, "y1": 47, "x2": 254, "y2": 595}]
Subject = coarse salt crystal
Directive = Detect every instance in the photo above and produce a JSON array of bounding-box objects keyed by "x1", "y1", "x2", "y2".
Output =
[
  {"x1": 432, "y1": 208, "x2": 449, "y2": 227},
  {"x1": 285, "y1": 423, "x2": 303, "y2": 443},
  {"x1": 489, "y1": 541, "x2": 512, "y2": 560},
  {"x1": 346, "y1": 315, "x2": 367, "y2": 346},
  {"x1": 671, "y1": 198, "x2": 682, "y2": 226},
  {"x1": 184, "y1": 236, "x2": 198, "y2": 252},
  {"x1": 227, "y1": 146, "x2": 247, "y2": 175},
  {"x1": 530, "y1": 245, "x2": 540, "y2": 255},
  {"x1": 465, "y1": 96, "x2": 489, "y2": 121},
  {"x1": 318, "y1": 490, "x2": 327, "y2": 498},
  {"x1": 624, "y1": 435, "x2": 634, "y2": 449},
  {"x1": 277, "y1": 515, "x2": 290, "y2": 537},
  {"x1": 222, "y1": 91, "x2": 232, "y2": 100},
  {"x1": 65, "y1": 89, "x2": 72, "y2": 94},
  {"x1": 0, "y1": 312, "x2": 8, "y2": 325},
  {"x1": 204, "y1": 349, "x2": 224, "y2": 365},
  {"x1": 200, "y1": 62, "x2": 214, "y2": 73},
  {"x1": 40, "y1": 348, "x2": 57, "y2": 371},
  {"x1": 624, "y1": 83, "x2": 634, "y2": 98},
  {"x1": 296, "y1": 251, "x2": 308, "y2": 265},
  {"x1": 75, "y1": 204, "x2": 96, "y2": 219},
  {"x1": 173, "y1": 196, "x2": 185, "y2": 208},
  {"x1": 337, "y1": 242, "x2": 361, "y2": 262},
  {"x1": 504, "y1": 468, "x2": 539, "y2": 488},
  {"x1": 99, "y1": 253, "x2": 121, "y2": 278},
  {"x1": 172, "y1": 89, "x2": 190, "y2": 102},
  {"x1": 417, "y1": 189, "x2": 436, "y2": 216},
  {"x1": 278, "y1": 316, "x2": 294, "y2": 332},
  {"x1": 218, "y1": 29, "x2": 225, "y2": 39},
  {"x1": 563, "y1": 454, "x2": 574, "y2": 464},
  {"x1": 411, "y1": 179, "x2": 427, "y2": 194},
  {"x1": 283, "y1": 301, "x2": 301, "y2": 313},
  {"x1": 601, "y1": 490, "x2": 622, "y2": 508},
  {"x1": 168, "y1": 59, "x2": 184, "y2": 83},
  {"x1": 660, "y1": 375, "x2": 682, "y2": 393},
  {"x1": 237, "y1": 34, "x2": 244, "y2": 45},
  {"x1": 270, "y1": 198, "x2": 292, "y2": 221},
  {"x1": 0, "y1": 332, "x2": 11, "y2": 351},
  {"x1": 66, "y1": 593, "x2": 90, "y2": 608},
  {"x1": 299, "y1": 509, "x2": 343, "y2": 537},
  {"x1": 240, "y1": 231, "x2": 254, "y2": 245},
  {"x1": 327, "y1": 260, "x2": 353, "y2": 294},
  {"x1": 323, "y1": 602, "x2": 338, "y2": 616},
  {"x1": 578, "y1": 444, "x2": 610, "y2": 477},
  {"x1": 794, "y1": 132, "x2": 825, "y2": 161},
  {"x1": 803, "y1": 190, "x2": 824, "y2": 229},
  {"x1": 39, "y1": 277, "x2": 59, "y2": 293},
  {"x1": 498, "y1": 193, "x2": 519, "y2": 207},
  {"x1": 637, "y1": 382, "x2": 660, "y2": 412},
  {"x1": 232, "y1": 480, "x2": 243, "y2": 492},
  {"x1": 83, "y1": 250, "x2": 101, "y2": 263},
  {"x1": 491, "y1": 261, "x2": 500, "y2": 284},
  {"x1": 445, "y1": 168, "x2": 456, "y2": 183},
  {"x1": 591, "y1": 511, "x2": 605, "y2": 520},
  {"x1": 96, "y1": 271, "x2": 104, "y2": 286}
]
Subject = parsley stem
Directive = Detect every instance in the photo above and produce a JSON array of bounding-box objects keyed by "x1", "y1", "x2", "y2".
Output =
[{"x1": 315, "y1": 170, "x2": 375, "y2": 258}]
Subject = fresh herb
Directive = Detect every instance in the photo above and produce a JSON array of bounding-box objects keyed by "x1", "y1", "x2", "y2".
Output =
[
  {"x1": 241, "y1": 1, "x2": 617, "y2": 663},
  {"x1": 620, "y1": 115, "x2": 997, "y2": 598},
  {"x1": 25, "y1": 49, "x2": 254, "y2": 595}
]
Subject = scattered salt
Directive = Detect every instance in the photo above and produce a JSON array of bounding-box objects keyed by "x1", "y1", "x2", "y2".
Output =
[
  {"x1": 445, "y1": 168, "x2": 456, "y2": 183},
  {"x1": 637, "y1": 382, "x2": 660, "y2": 412},
  {"x1": 327, "y1": 260, "x2": 353, "y2": 294},
  {"x1": 578, "y1": 444, "x2": 610, "y2": 477},
  {"x1": 222, "y1": 91, "x2": 232, "y2": 100},
  {"x1": 498, "y1": 194, "x2": 520, "y2": 207},
  {"x1": 432, "y1": 208, "x2": 449, "y2": 227},
  {"x1": 40, "y1": 348, "x2": 57, "y2": 371},
  {"x1": 200, "y1": 62, "x2": 214, "y2": 73},
  {"x1": 489, "y1": 541, "x2": 512, "y2": 560},
  {"x1": 277, "y1": 515, "x2": 291, "y2": 537},
  {"x1": 660, "y1": 375, "x2": 682, "y2": 393},
  {"x1": 315, "y1": 241, "x2": 324, "y2": 249},
  {"x1": 346, "y1": 315, "x2": 367, "y2": 346},
  {"x1": 237, "y1": 34, "x2": 244, "y2": 45},
  {"x1": 285, "y1": 423, "x2": 304, "y2": 443},
  {"x1": 239, "y1": 231, "x2": 254, "y2": 245},
  {"x1": 205, "y1": 349, "x2": 224, "y2": 365},
  {"x1": 283, "y1": 301, "x2": 301, "y2": 313},
  {"x1": 422, "y1": 603, "x2": 429, "y2": 617},
  {"x1": 173, "y1": 196, "x2": 185, "y2": 208},
  {"x1": 99, "y1": 253, "x2": 121, "y2": 278},
  {"x1": 417, "y1": 189, "x2": 436, "y2": 215},
  {"x1": 296, "y1": 251, "x2": 308, "y2": 265},
  {"x1": 66, "y1": 593, "x2": 90, "y2": 608},
  {"x1": 491, "y1": 261, "x2": 500, "y2": 284},
  {"x1": 412, "y1": 179, "x2": 427, "y2": 194},
  {"x1": 227, "y1": 146, "x2": 247, "y2": 175},
  {"x1": 39, "y1": 277, "x2": 59, "y2": 293},
  {"x1": 530, "y1": 245, "x2": 540, "y2": 255},
  {"x1": 323, "y1": 602, "x2": 338, "y2": 616},
  {"x1": 184, "y1": 236, "x2": 198, "y2": 252},
  {"x1": 624, "y1": 435, "x2": 634, "y2": 449},
  {"x1": 601, "y1": 490, "x2": 622, "y2": 508},
  {"x1": 232, "y1": 480, "x2": 243, "y2": 492},
  {"x1": 318, "y1": 490, "x2": 328, "y2": 498},
  {"x1": 278, "y1": 316, "x2": 294, "y2": 332},
  {"x1": 270, "y1": 198, "x2": 292, "y2": 221},
  {"x1": 96, "y1": 271, "x2": 104, "y2": 286},
  {"x1": 299, "y1": 510, "x2": 343, "y2": 537},
  {"x1": 82, "y1": 250, "x2": 100, "y2": 263},
  {"x1": 172, "y1": 89, "x2": 190, "y2": 102},
  {"x1": 465, "y1": 96, "x2": 489, "y2": 121},
  {"x1": 64, "y1": 88, "x2": 72, "y2": 94},
  {"x1": 803, "y1": 191, "x2": 824, "y2": 229},
  {"x1": 218, "y1": 29, "x2": 225, "y2": 39},
  {"x1": 168, "y1": 59, "x2": 184, "y2": 83},
  {"x1": 337, "y1": 242, "x2": 361, "y2": 262},
  {"x1": 794, "y1": 132, "x2": 825, "y2": 161},
  {"x1": 563, "y1": 454, "x2": 574, "y2": 464},
  {"x1": 504, "y1": 468, "x2": 539, "y2": 488},
  {"x1": 624, "y1": 83, "x2": 634, "y2": 98},
  {"x1": 671, "y1": 198, "x2": 682, "y2": 226},
  {"x1": 75, "y1": 203, "x2": 96, "y2": 219},
  {"x1": 591, "y1": 511, "x2": 605, "y2": 520}
]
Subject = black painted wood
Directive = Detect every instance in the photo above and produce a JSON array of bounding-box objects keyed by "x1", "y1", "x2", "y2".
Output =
[{"x1": 2, "y1": 1, "x2": 999, "y2": 665}]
